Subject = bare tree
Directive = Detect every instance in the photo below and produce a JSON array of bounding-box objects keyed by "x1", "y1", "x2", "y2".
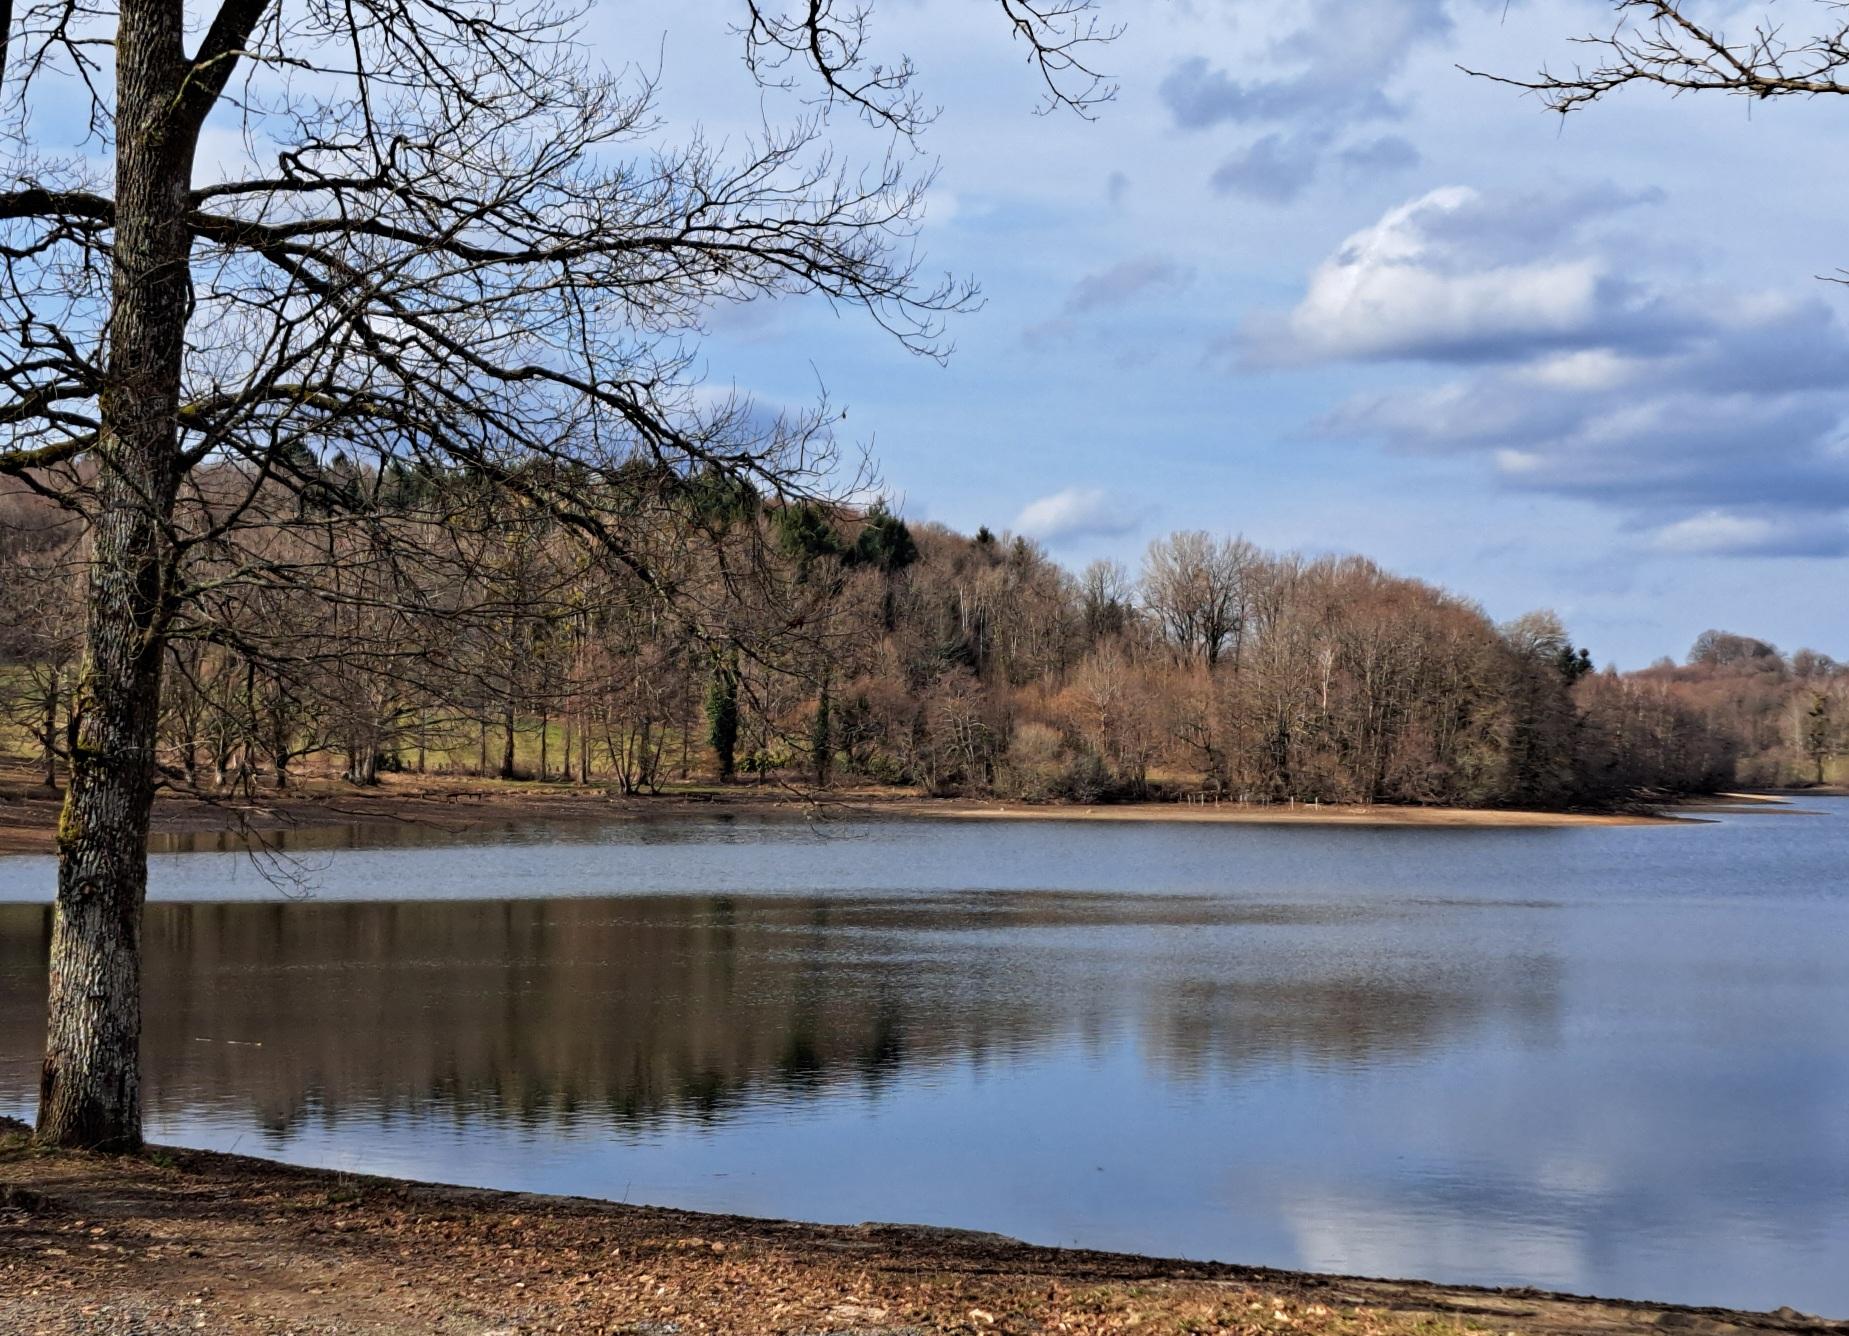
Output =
[
  {"x1": 0, "y1": 0, "x2": 1115, "y2": 1148},
  {"x1": 1140, "y1": 531, "x2": 1258, "y2": 670},
  {"x1": 1468, "y1": 3, "x2": 1849, "y2": 113},
  {"x1": 0, "y1": 487, "x2": 81, "y2": 784},
  {"x1": 1079, "y1": 557, "x2": 1134, "y2": 643}
]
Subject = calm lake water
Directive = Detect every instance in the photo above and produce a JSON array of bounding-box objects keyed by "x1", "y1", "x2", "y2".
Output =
[{"x1": 3, "y1": 803, "x2": 1848, "y2": 1314}]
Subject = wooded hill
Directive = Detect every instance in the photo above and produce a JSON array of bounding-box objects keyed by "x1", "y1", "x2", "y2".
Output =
[{"x1": 3, "y1": 479, "x2": 1843, "y2": 808}]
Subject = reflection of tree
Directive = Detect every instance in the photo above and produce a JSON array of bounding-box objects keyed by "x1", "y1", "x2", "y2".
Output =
[
  {"x1": 146, "y1": 815, "x2": 778, "y2": 856},
  {"x1": 1138, "y1": 965, "x2": 1561, "y2": 1081},
  {"x1": 0, "y1": 896, "x2": 1558, "y2": 1136}
]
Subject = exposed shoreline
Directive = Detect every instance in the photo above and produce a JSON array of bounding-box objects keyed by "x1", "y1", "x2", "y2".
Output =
[
  {"x1": 2, "y1": 1120, "x2": 1840, "y2": 1335},
  {"x1": 0, "y1": 761, "x2": 1736, "y2": 857},
  {"x1": 883, "y1": 797, "x2": 1682, "y2": 828}
]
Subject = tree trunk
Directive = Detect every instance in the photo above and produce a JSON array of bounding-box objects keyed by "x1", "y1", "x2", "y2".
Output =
[
  {"x1": 500, "y1": 704, "x2": 517, "y2": 779},
  {"x1": 678, "y1": 700, "x2": 691, "y2": 780},
  {"x1": 39, "y1": 0, "x2": 193, "y2": 1150},
  {"x1": 40, "y1": 672, "x2": 58, "y2": 790}
]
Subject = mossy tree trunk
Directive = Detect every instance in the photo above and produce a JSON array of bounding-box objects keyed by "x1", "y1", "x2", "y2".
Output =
[{"x1": 37, "y1": 0, "x2": 204, "y2": 1150}]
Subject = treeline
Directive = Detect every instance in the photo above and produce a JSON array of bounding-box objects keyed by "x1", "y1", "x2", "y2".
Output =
[
  {"x1": 2, "y1": 477, "x2": 1843, "y2": 807},
  {"x1": 1624, "y1": 631, "x2": 1849, "y2": 788}
]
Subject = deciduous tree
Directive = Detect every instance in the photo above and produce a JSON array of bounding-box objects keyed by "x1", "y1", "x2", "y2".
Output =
[{"x1": 0, "y1": 0, "x2": 1115, "y2": 1149}]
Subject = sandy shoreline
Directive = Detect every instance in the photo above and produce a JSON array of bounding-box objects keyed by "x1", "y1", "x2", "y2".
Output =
[
  {"x1": 888, "y1": 797, "x2": 1679, "y2": 828},
  {"x1": 0, "y1": 761, "x2": 1713, "y2": 856},
  {"x1": 2, "y1": 1120, "x2": 1838, "y2": 1335}
]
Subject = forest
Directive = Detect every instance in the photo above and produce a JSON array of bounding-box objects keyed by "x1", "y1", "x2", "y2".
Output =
[{"x1": 3, "y1": 472, "x2": 1842, "y2": 811}]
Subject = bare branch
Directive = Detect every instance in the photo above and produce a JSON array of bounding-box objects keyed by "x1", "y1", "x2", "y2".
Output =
[
  {"x1": 740, "y1": 0, "x2": 1118, "y2": 135},
  {"x1": 1465, "y1": 1, "x2": 1849, "y2": 113}
]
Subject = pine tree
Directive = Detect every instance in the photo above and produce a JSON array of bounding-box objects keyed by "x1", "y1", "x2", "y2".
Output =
[{"x1": 706, "y1": 652, "x2": 741, "y2": 782}]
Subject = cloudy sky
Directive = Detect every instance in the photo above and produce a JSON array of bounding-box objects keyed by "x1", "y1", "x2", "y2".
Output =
[{"x1": 610, "y1": 1, "x2": 1849, "y2": 667}]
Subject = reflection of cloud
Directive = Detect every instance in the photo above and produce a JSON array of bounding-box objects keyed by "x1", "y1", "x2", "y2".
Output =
[
  {"x1": 1280, "y1": 1186, "x2": 1588, "y2": 1290},
  {"x1": 1533, "y1": 1152, "x2": 1611, "y2": 1198}
]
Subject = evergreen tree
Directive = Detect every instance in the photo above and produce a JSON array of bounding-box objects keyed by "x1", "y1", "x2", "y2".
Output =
[
  {"x1": 853, "y1": 503, "x2": 919, "y2": 573},
  {"x1": 812, "y1": 683, "x2": 833, "y2": 787},
  {"x1": 706, "y1": 651, "x2": 741, "y2": 782}
]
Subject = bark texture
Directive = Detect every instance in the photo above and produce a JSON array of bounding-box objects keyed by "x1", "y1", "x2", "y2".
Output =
[{"x1": 37, "y1": 0, "x2": 191, "y2": 1151}]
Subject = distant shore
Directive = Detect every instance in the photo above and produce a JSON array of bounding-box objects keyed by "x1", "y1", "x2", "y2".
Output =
[
  {"x1": 2, "y1": 759, "x2": 1811, "y2": 857},
  {"x1": 2, "y1": 1119, "x2": 1837, "y2": 1334},
  {"x1": 888, "y1": 796, "x2": 1682, "y2": 829}
]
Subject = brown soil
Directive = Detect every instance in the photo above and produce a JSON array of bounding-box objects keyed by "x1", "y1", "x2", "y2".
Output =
[
  {"x1": 2, "y1": 1122, "x2": 1839, "y2": 1336},
  {"x1": 0, "y1": 760, "x2": 1683, "y2": 856},
  {"x1": 0, "y1": 762, "x2": 830, "y2": 856}
]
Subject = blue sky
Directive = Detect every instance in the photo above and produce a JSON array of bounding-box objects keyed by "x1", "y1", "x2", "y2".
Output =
[
  {"x1": 592, "y1": 0, "x2": 1849, "y2": 668},
  {"x1": 314, "y1": 5, "x2": 1849, "y2": 665}
]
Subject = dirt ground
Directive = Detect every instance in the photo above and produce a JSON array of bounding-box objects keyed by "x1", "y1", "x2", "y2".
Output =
[
  {"x1": 2, "y1": 1122, "x2": 1840, "y2": 1336},
  {"x1": 0, "y1": 761, "x2": 781, "y2": 856},
  {"x1": 0, "y1": 759, "x2": 1695, "y2": 857}
]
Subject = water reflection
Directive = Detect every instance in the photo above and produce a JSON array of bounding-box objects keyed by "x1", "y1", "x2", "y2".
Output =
[
  {"x1": 1, "y1": 893, "x2": 1557, "y2": 1135},
  {"x1": 145, "y1": 814, "x2": 766, "y2": 856},
  {"x1": 3, "y1": 804, "x2": 1848, "y2": 1314}
]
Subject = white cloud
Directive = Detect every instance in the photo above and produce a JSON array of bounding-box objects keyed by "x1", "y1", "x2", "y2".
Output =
[
  {"x1": 1260, "y1": 183, "x2": 1849, "y2": 554},
  {"x1": 1013, "y1": 487, "x2": 1147, "y2": 543},
  {"x1": 1250, "y1": 185, "x2": 1648, "y2": 365},
  {"x1": 1649, "y1": 511, "x2": 1849, "y2": 559},
  {"x1": 1523, "y1": 349, "x2": 1635, "y2": 392},
  {"x1": 1652, "y1": 512, "x2": 1781, "y2": 555}
]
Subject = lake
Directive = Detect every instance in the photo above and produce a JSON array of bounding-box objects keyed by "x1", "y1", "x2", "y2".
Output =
[{"x1": 3, "y1": 802, "x2": 1848, "y2": 1314}]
